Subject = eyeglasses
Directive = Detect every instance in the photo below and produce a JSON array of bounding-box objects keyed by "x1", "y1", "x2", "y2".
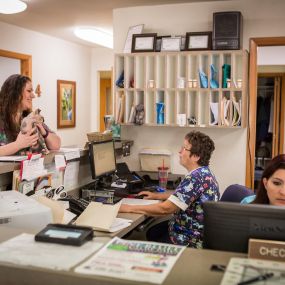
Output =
[{"x1": 181, "y1": 146, "x2": 191, "y2": 152}]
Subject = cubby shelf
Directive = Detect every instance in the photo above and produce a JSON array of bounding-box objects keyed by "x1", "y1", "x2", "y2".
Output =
[{"x1": 114, "y1": 50, "x2": 248, "y2": 128}]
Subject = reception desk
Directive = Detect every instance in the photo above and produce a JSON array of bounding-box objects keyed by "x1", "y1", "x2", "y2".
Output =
[{"x1": 0, "y1": 227, "x2": 245, "y2": 285}]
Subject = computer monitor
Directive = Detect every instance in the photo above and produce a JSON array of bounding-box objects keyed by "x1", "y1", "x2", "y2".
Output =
[
  {"x1": 203, "y1": 201, "x2": 285, "y2": 253},
  {"x1": 88, "y1": 140, "x2": 116, "y2": 180}
]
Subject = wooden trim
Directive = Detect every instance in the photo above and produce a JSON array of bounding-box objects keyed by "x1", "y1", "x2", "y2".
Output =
[
  {"x1": 246, "y1": 37, "x2": 285, "y2": 189},
  {"x1": 0, "y1": 49, "x2": 32, "y2": 78},
  {"x1": 280, "y1": 75, "x2": 285, "y2": 154}
]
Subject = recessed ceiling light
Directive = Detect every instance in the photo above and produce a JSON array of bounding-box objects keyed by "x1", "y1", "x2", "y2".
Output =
[
  {"x1": 74, "y1": 27, "x2": 113, "y2": 49},
  {"x1": 0, "y1": 0, "x2": 27, "y2": 14}
]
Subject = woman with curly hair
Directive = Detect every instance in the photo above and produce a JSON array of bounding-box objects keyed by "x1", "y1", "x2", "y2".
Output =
[
  {"x1": 119, "y1": 131, "x2": 219, "y2": 248},
  {"x1": 0, "y1": 74, "x2": 61, "y2": 156}
]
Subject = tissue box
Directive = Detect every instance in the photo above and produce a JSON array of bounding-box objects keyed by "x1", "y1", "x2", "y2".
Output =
[{"x1": 139, "y1": 149, "x2": 171, "y2": 172}]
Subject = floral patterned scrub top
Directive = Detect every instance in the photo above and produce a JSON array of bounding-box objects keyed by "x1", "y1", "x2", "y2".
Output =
[{"x1": 168, "y1": 166, "x2": 219, "y2": 248}]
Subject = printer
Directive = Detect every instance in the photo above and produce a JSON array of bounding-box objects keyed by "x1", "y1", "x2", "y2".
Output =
[{"x1": 0, "y1": 191, "x2": 52, "y2": 231}]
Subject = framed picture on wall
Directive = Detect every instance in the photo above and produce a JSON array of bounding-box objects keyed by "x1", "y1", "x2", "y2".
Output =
[
  {"x1": 185, "y1": 31, "x2": 212, "y2": 51},
  {"x1": 131, "y1": 33, "x2": 157, "y2": 53},
  {"x1": 57, "y1": 80, "x2": 76, "y2": 128}
]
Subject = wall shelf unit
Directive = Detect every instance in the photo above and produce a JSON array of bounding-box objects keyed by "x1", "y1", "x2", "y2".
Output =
[{"x1": 114, "y1": 50, "x2": 248, "y2": 128}]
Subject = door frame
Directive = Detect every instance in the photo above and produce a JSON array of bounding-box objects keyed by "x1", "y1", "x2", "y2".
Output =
[
  {"x1": 0, "y1": 49, "x2": 32, "y2": 78},
  {"x1": 246, "y1": 37, "x2": 285, "y2": 188}
]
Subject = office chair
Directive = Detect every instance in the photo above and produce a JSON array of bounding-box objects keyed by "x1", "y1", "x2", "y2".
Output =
[{"x1": 220, "y1": 184, "x2": 253, "y2": 203}]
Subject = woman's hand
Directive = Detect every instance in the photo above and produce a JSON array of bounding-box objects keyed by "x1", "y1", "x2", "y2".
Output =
[
  {"x1": 35, "y1": 122, "x2": 47, "y2": 137},
  {"x1": 136, "y1": 191, "x2": 157, "y2": 200},
  {"x1": 16, "y1": 128, "x2": 39, "y2": 150},
  {"x1": 119, "y1": 204, "x2": 132, "y2": 213}
]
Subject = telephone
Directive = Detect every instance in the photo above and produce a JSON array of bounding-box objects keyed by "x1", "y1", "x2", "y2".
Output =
[{"x1": 59, "y1": 196, "x2": 89, "y2": 216}]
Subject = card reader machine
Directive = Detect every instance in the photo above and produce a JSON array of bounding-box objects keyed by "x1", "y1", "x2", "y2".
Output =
[{"x1": 35, "y1": 224, "x2": 94, "y2": 246}]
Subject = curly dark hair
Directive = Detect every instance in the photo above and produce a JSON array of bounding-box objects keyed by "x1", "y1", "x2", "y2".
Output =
[
  {"x1": 0, "y1": 74, "x2": 31, "y2": 141},
  {"x1": 253, "y1": 154, "x2": 285, "y2": 204},
  {"x1": 185, "y1": 131, "x2": 215, "y2": 166}
]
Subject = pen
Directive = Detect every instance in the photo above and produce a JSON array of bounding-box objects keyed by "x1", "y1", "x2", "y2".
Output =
[{"x1": 237, "y1": 272, "x2": 274, "y2": 285}]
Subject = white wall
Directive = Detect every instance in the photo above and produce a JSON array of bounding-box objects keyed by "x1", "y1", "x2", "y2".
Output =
[
  {"x1": 90, "y1": 48, "x2": 114, "y2": 131},
  {"x1": 113, "y1": 0, "x2": 285, "y2": 192},
  {"x1": 258, "y1": 47, "x2": 285, "y2": 65},
  {"x1": 0, "y1": 21, "x2": 92, "y2": 148},
  {"x1": 0, "y1": 57, "x2": 20, "y2": 87}
]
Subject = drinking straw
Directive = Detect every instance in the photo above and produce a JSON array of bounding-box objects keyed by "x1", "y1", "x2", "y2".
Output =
[{"x1": 162, "y1": 159, "x2": 164, "y2": 170}]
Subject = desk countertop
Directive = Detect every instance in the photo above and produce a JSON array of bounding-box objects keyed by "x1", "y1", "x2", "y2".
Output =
[{"x1": 0, "y1": 226, "x2": 246, "y2": 285}]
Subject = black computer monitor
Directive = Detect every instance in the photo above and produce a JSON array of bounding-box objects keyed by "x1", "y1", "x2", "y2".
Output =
[
  {"x1": 203, "y1": 201, "x2": 285, "y2": 253},
  {"x1": 88, "y1": 140, "x2": 116, "y2": 181}
]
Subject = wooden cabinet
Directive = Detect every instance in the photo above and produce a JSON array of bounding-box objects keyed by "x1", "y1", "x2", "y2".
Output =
[{"x1": 114, "y1": 50, "x2": 248, "y2": 128}]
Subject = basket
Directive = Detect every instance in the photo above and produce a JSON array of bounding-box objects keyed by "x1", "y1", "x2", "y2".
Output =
[{"x1": 87, "y1": 132, "x2": 113, "y2": 142}]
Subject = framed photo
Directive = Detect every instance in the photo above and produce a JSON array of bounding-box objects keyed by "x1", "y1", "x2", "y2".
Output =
[
  {"x1": 123, "y1": 24, "x2": 144, "y2": 53},
  {"x1": 57, "y1": 80, "x2": 76, "y2": 128},
  {"x1": 161, "y1": 37, "x2": 181, "y2": 52},
  {"x1": 155, "y1": 35, "x2": 171, "y2": 52},
  {"x1": 185, "y1": 32, "x2": 212, "y2": 51},
  {"x1": 131, "y1": 33, "x2": 157, "y2": 53}
]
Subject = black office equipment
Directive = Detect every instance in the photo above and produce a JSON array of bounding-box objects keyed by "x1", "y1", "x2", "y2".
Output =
[
  {"x1": 116, "y1": 162, "x2": 144, "y2": 194},
  {"x1": 35, "y1": 223, "x2": 94, "y2": 246},
  {"x1": 59, "y1": 196, "x2": 89, "y2": 216},
  {"x1": 212, "y1": 11, "x2": 242, "y2": 50},
  {"x1": 203, "y1": 201, "x2": 285, "y2": 253}
]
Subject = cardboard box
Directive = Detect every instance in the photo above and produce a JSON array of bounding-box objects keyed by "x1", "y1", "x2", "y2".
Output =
[{"x1": 139, "y1": 149, "x2": 171, "y2": 172}]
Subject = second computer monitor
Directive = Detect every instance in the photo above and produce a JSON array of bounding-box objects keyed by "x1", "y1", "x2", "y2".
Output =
[
  {"x1": 89, "y1": 140, "x2": 116, "y2": 180},
  {"x1": 203, "y1": 201, "x2": 285, "y2": 253}
]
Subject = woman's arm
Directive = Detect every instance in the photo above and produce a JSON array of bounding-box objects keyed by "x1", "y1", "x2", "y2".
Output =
[
  {"x1": 0, "y1": 130, "x2": 38, "y2": 156},
  {"x1": 44, "y1": 132, "x2": 61, "y2": 150},
  {"x1": 119, "y1": 200, "x2": 179, "y2": 217},
  {"x1": 37, "y1": 123, "x2": 61, "y2": 150}
]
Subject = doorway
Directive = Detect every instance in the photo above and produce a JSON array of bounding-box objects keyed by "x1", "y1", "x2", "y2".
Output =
[
  {"x1": 99, "y1": 70, "x2": 112, "y2": 132},
  {"x1": 254, "y1": 73, "x2": 285, "y2": 188},
  {"x1": 0, "y1": 49, "x2": 32, "y2": 78},
  {"x1": 246, "y1": 37, "x2": 285, "y2": 189}
]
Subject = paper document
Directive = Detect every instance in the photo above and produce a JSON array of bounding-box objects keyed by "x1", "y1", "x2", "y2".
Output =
[
  {"x1": 0, "y1": 155, "x2": 28, "y2": 162},
  {"x1": 0, "y1": 233, "x2": 103, "y2": 271},
  {"x1": 221, "y1": 257, "x2": 285, "y2": 285},
  {"x1": 75, "y1": 237, "x2": 185, "y2": 284},
  {"x1": 75, "y1": 201, "x2": 124, "y2": 232},
  {"x1": 21, "y1": 157, "x2": 47, "y2": 181},
  {"x1": 60, "y1": 148, "x2": 80, "y2": 161},
  {"x1": 63, "y1": 161, "x2": 79, "y2": 190},
  {"x1": 121, "y1": 198, "x2": 159, "y2": 206}
]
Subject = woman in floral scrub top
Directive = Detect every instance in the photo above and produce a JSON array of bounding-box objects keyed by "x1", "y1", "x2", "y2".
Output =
[{"x1": 119, "y1": 131, "x2": 219, "y2": 248}]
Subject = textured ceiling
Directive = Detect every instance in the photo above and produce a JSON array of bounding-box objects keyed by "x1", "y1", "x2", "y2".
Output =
[{"x1": 0, "y1": 0, "x2": 229, "y2": 48}]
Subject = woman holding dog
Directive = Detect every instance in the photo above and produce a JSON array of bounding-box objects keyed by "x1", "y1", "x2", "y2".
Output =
[{"x1": 0, "y1": 74, "x2": 61, "y2": 156}]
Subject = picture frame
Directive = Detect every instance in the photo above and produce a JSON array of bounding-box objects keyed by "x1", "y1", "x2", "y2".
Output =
[
  {"x1": 123, "y1": 24, "x2": 144, "y2": 53},
  {"x1": 161, "y1": 37, "x2": 181, "y2": 52},
  {"x1": 131, "y1": 33, "x2": 157, "y2": 53},
  {"x1": 57, "y1": 80, "x2": 76, "y2": 128},
  {"x1": 155, "y1": 35, "x2": 171, "y2": 52},
  {"x1": 185, "y1": 32, "x2": 212, "y2": 51}
]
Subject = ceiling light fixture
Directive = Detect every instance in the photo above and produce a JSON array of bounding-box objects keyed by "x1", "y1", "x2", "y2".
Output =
[
  {"x1": 74, "y1": 27, "x2": 113, "y2": 49},
  {"x1": 0, "y1": 0, "x2": 27, "y2": 14}
]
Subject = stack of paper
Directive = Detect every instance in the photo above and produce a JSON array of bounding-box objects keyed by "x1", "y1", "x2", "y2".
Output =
[
  {"x1": 115, "y1": 94, "x2": 125, "y2": 123},
  {"x1": 232, "y1": 96, "x2": 242, "y2": 126},
  {"x1": 220, "y1": 97, "x2": 231, "y2": 126},
  {"x1": 75, "y1": 201, "x2": 132, "y2": 232},
  {"x1": 75, "y1": 237, "x2": 185, "y2": 284},
  {"x1": 128, "y1": 105, "x2": 136, "y2": 123}
]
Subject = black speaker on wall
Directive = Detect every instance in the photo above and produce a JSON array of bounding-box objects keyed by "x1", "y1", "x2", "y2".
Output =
[{"x1": 212, "y1": 11, "x2": 242, "y2": 50}]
